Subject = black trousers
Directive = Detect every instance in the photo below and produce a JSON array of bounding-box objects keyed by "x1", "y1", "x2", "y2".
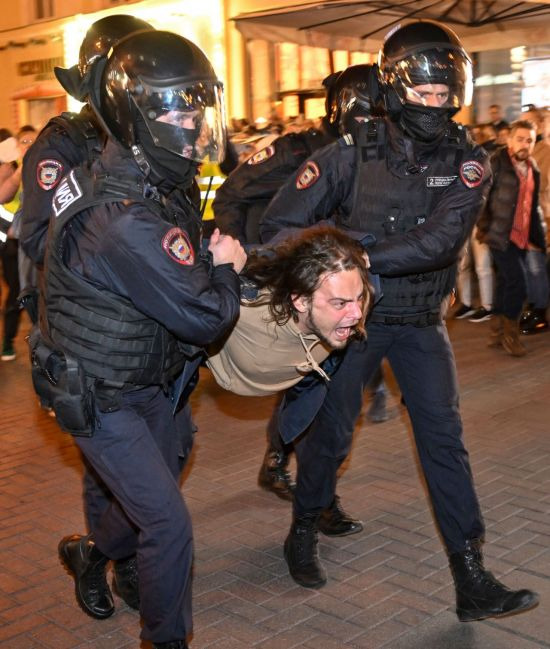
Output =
[
  {"x1": 293, "y1": 338, "x2": 369, "y2": 515},
  {"x1": 491, "y1": 243, "x2": 528, "y2": 320},
  {"x1": 293, "y1": 322, "x2": 485, "y2": 554},
  {"x1": 0, "y1": 238, "x2": 21, "y2": 344},
  {"x1": 75, "y1": 386, "x2": 195, "y2": 644}
]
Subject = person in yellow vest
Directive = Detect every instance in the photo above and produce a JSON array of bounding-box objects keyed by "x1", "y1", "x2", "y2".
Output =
[
  {"x1": 0, "y1": 125, "x2": 36, "y2": 360},
  {"x1": 197, "y1": 143, "x2": 239, "y2": 240}
]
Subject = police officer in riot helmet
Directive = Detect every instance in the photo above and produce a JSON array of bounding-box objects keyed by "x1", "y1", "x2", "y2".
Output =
[
  {"x1": 327, "y1": 63, "x2": 383, "y2": 137},
  {"x1": 20, "y1": 14, "x2": 154, "y2": 270},
  {"x1": 40, "y1": 31, "x2": 245, "y2": 649},
  {"x1": 260, "y1": 21, "x2": 539, "y2": 620},
  {"x1": 214, "y1": 64, "x2": 378, "y2": 245},
  {"x1": 20, "y1": 14, "x2": 156, "y2": 618}
]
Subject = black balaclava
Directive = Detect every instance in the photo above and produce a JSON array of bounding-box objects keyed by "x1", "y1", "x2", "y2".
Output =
[
  {"x1": 385, "y1": 84, "x2": 453, "y2": 144},
  {"x1": 135, "y1": 115, "x2": 199, "y2": 193},
  {"x1": 400, "y1": 103, "x2": 453, "y2": 143}
]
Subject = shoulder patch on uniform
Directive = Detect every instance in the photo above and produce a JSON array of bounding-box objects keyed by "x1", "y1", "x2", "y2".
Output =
[
  {"x1": 247, "y1": 145, "x2": 275, "y2": 165},
  {"x1": 37, "y1": 159, "x2": 64, "y2": 190},
  {"x1": 296, "y1": 161, "x2": 320, "y2": 190},
  {"x1": 52, "y1": 170, "x2": 83, "y2": 217},
  {"x1": 162, "y1": 227, "x2": 195, "y2": 266},
  {"x1": 459, "y1": 160, "x2": 484, "y2": 188}
]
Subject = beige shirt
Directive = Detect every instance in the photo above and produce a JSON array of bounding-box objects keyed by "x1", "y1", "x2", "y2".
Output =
[{"x1": 206, "y1": 298, "x2": 331, "y2": 396}]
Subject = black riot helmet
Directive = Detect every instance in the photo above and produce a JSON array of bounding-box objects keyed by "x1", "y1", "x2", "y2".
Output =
[
  {"x1": 329, "y1": 64, "x2": 381, "y2": 135},
  {"x1": 78, "y1": 14, "x2": 154, "y2": 78},
  {"x1": 378, "y1": 21, "x2": 472, "y2": 142},
  {"x1": 378, "y1": 21, "x2": 472, "y2": 115},
  {"x1": 93, "y1": 30, "x2": 226, "y2": 167},
  {"x1": 54, "y1": 14, "x2": 154, "y2": 102},
  {"x1": 322, "y1": 71, "x2": 343, "y2": 137}
]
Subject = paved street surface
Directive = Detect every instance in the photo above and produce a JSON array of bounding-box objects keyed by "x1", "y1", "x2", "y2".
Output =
[{"x1": 1, "y1": 315, "x2": 549, "y2": 649}]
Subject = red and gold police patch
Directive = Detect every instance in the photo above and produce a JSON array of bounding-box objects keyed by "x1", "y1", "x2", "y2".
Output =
[
  {"x1": 459, "y1": 160, "x2": 484, "y2": 188},
  {"x1": 247, "y1": 145, "x2": 275, "y2": 165},
  {"x1": 37, "y1": 159, "x2": 64, "y2": 190},
  {"x1": 162, "y1": 228, "x2": 195, "y2": 266},
  {"x1": 296, "y1": 161, "x2": 320, "y2": 190}
]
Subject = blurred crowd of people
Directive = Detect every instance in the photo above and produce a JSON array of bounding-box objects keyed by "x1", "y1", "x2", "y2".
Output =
[{"x1": 450, "y1": 103, "x2": 550, "y2": 349}]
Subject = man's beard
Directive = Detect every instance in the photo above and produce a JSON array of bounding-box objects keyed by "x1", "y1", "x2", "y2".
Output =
[
  {"x1": 513, "y1": 149, "x2": 530, "y2": 161},
  {"x1": 304, "y1": 310, "x2": 354, "y2": 350}
]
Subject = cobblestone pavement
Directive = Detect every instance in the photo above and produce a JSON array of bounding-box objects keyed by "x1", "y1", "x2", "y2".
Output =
[{"x1": 1, "y1": 316, "x2": 549, "y2": 649}]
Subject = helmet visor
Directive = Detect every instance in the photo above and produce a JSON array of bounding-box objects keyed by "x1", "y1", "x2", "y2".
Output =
[
  {"x1": 133, "y1": 80, "x2": 227, "y2": 162},
  {"x1": 338, "y1": 85, "x2": 372, "y2": 131},
  {"x1": 385, "y1": 48, "x2": 472, "y2": 109}
]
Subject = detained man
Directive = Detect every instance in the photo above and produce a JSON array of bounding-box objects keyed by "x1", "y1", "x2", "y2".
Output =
[{"x1": 207, "y1": 225, "x2": 371, "y2": 397}]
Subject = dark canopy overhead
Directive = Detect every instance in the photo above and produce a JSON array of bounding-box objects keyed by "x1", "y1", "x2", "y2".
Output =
[{"x1": 232, "y1": 0, "x2": 550, "y2": 52}]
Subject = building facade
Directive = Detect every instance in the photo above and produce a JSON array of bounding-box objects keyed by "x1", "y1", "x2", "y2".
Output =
[{"x1": 0, "y1": 0, "x2": 548, "y2": 134}]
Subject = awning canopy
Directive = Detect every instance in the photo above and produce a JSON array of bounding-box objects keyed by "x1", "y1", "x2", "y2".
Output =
[
  {"x1": 11, "y1": 80, "x2": 63, "y2": 100},
  {"x1": 232, "y1": 0, "x2": 550, "y2": 52}
]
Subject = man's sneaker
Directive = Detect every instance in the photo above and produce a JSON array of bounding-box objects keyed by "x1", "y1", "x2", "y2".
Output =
[
  {"x1": 1, "y1": 343, "x2": 16, "y2": 361},
  {"x1": 520, "y1": 308, "x2": 549, "y2": 335},
  {"x1": 468, "y1": 307, "x2": 492, "y2": 323},
  {"x1": 453, "y1": 304, "x2": 476, "y2": 319}
]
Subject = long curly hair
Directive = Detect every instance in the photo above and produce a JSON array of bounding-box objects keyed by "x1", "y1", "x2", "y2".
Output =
[{"x1": 243, "y1": 225, "x2": 373, "y2": 337}]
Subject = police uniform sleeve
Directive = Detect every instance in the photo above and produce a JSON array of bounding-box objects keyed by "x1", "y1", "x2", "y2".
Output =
[
  {"x1": 259, "y1": 141, "x2": 354, "y2": 242},
  {"x1": 94, "y1": 207, "x2": 241, "y2": 346},
  {"x1": 213, "y1": 134, "x2": 310, "y2": 243},
  {"x1": 368, "y1": 145, "x2": 492, "y2": 276},
  {"x1": 20, "y1": 127, "x2": 78, "y2": 265}
]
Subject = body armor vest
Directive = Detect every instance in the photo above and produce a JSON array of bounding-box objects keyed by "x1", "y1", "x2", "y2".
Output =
[
  {"x1": 42, "y1": 166, "x2": 192, "y2": 391},
  {"x1": 341, "y1": 119, "x2": 466, "y2": 317}
]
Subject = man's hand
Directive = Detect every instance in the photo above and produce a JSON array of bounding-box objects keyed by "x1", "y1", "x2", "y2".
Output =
[{"x1": 208, "y1": 228, "x2": 247, "y2": 273}]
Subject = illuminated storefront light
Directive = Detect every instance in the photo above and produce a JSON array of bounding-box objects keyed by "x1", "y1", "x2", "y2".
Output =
[{"x1": 63, "y1": 0, "x2": 225, "y2": 113}]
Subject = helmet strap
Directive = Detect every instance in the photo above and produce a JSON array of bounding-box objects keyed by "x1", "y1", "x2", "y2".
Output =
[{"x1": 131, "y1": 144, "x2": 152, "y2": 178}]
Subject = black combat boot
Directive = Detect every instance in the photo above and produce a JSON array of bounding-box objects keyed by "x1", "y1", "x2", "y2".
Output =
[
  {"x1": 284, "y1": 512, "x2": 327, "y2": 589},
  {"x1": 318, "y1": 495, "x2": 363, "y2": 537},
  {"x1": 258, "y1": 448, "x2": 295, "y2": 501},
  {"x1": 449, "y1": 539, "x2": 539, "y2": 622},
  {"x1": 113, "y1": 555, "x2": 139, "y2": 610},
  {"x1": 153, "y1": 641, "x2": 188, "y2": 649},
  {"x1": 58, "y1": 534, "x2": 114, "y2": 619}
]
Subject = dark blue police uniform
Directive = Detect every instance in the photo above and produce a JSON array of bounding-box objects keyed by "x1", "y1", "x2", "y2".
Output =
[
  {"x1": 41, "y1": 140, "x2": 241, "y2": 643},
  {"x1": 20, "y1": 107, "x2": 101, "y2": 266},
  {"x1": 261, "y1": 117, "x2": 491, "y2": 553},
  {"x1": 214, "y1": 128, "x2": 333, "y2": 244}
]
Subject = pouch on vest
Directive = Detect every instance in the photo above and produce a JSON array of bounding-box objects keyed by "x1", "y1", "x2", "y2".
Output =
[{"x1": 28, "y1": 327, "x2": 95, "y2": 437}]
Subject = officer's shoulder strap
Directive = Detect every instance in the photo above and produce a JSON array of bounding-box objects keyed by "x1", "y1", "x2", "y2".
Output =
[
  {"x1": 355, "y1": 117, "x2": 386, "y2": 163},
  {"x1": 51, "y1": 165, "x2": 164, "y2": 237},
  {"x1": 440, "y1": 121, "x2": 467, "y2": 166},
  {"x1": 45, "y1": 112, "x2": 103, "y2": 163}
]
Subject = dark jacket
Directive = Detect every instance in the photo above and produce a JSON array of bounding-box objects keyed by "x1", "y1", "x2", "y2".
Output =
[
  {"x1": 213, "y1": 129, "x2": 333, "y2": 244},
  {"x1": 20, "y1": 106, "x2": 102, "y2": 265},
  {"x1": 43, "y1": 140, "x2": 241, "y2": 382},
  {"x1": 261, "y1": 118, "x2": 491, "y2": 319},
  {"x1": 477, "y1": 146, "x2": 546, "y2": 252}
]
